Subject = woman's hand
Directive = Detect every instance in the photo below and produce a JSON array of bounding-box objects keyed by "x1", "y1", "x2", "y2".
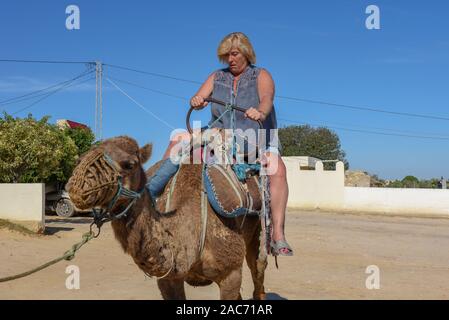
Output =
[
  {"x1": 190, "y1": 95, "x2": 208, "y2": 109},
  {"x1": 245, "y1": 107, "x2": 267, "y2": 121}
]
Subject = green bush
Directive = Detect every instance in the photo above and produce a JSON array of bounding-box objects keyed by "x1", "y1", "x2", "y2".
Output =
[
  {"x1": 63, "y1": 126, "x2": 95, "y2": 155},
  {"x1": 0, "y1": 113, "x2": 94, "y2": 183}
]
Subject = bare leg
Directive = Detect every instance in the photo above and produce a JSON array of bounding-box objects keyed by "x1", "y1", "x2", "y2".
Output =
[
  {"x1": 162, "y1": 132, "x2": 191, "y2": 160},
  {"x1": 265, "y1": 152, "x2": 292, "y2": 254},
  {"x1": 157, "y1": 278, "x2": 186, "y2": 300}
]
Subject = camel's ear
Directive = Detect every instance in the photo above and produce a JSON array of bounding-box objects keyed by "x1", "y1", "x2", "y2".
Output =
[{"x1": 139, "y1": 143, "x2": 152, "y2": 164}]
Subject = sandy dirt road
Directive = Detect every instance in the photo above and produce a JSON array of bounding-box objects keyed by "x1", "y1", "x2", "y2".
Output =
[{"x1": 1, "y1": 210, "x2": 449, "y2": 300}]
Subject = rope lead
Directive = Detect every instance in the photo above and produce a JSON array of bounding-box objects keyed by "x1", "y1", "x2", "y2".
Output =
[{"x1": 0, "y1": 231, "x2": 95, "y2": 283}]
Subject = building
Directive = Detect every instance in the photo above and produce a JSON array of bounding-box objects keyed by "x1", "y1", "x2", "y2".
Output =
[{"x1": 56, "y1": 119, "x2": 89, "y2": 130}]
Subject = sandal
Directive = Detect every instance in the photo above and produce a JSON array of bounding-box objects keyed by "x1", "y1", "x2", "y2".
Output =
[{"x1": 270, "y1": 239, "x2": 294, "y2": 256}]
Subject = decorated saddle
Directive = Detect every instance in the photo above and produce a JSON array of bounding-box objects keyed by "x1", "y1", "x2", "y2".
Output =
[
  {"x1": 148, "y1": 126, "x2": 267, "y2": 218},
  {"x1": 204, "y1": 164, "x2": 262, "y2": 218}
]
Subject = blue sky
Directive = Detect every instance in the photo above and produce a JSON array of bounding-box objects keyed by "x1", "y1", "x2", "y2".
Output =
[{"x1": 1, "y1": 0, "x2": 448, "y2": 179}]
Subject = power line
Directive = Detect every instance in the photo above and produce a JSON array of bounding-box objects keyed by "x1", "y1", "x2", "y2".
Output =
[
  {"x1": 11, "y1": 75, "x2": 95, "y2": 115},
  {"x1": 104, "y1": 63, "x2": 202, "y2": 85},
  {"x1": 278, "y1": 117, "x2": 449, "y2": 141},
  {"x1": 106, "y1": 77, "x2": 175, "y2": 129},
  {"x1": 101, "y1": 74, "x2": 449, "y2": 141},
  {"x1": 0, "y1": 70, "x2": 94, "y2": 106},
  {"x1": 7, "y1": 59, "x2": 446, "y2": 134},
  {"x1": 3, "y1": 60, "x2": 448, "y2": 122},
  {"x1": 106, "y1": 76, "x2": 188, "y2": 101},
  {"x1": 101, "y1": 75, "x2": 449, "y2": 139},
  {"x1": 103, "y1": 62, "x2": 449, "y2": 122},
  {"x1": 281, "y1": 115, "x2": 449, "y2": 139},
  {"x1": 0, "y1": 59, "x2": 95, "y2": 65},
  {"x1": 276, "y1": 95, "x2": 449, "y2": 122}
]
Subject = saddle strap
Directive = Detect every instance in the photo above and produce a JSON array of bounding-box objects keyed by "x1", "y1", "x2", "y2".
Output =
[
  {"x1": 199, "y1": 186, "x2": 208, "y2": 259},
  {"x1": 165, "y1": 164, "x2": 182, "y2": 212},
  {"x1": 199, "y1": 147, "x2": 208, "y2": 259}
]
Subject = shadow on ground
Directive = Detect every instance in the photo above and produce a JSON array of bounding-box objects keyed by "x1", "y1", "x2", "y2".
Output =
[
  {"x1": 44, "y1": 226, "x2": 75, "y2": 235},
  {"x1": 45, "y1": 217, "x2": 93, "y2": 225},
  {"x1": 248, "y1": 293, "x2": 287, "y2": 300},
  {"x1": 265, "y1": 292, "x2": 288, "y2": 300}
]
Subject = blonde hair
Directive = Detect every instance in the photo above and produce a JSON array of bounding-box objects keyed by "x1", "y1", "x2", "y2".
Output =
[{"x1": 217, "y1": 32, "x2": 256, "y2": 65}]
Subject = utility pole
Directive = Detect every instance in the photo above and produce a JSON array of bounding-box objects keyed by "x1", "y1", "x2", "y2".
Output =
[{"x1": 95, "y1": 61, "x2": 103, "y2": 141}]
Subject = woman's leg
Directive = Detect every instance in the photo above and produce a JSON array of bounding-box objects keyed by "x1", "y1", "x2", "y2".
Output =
[
  {"x1": 163, "y1": 128, "x2": 221, "y2": 163},
  {"x1": 162, "y1": 132, "x2": 191, "y2": 160},
  {"x1": 264, "y1": 152, "x2": 292, "y2": 255}
]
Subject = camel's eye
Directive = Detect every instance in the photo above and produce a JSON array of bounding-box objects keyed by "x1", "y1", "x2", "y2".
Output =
[{"x1": 121, "y1": 160, "x2": 135, "y2": 170}]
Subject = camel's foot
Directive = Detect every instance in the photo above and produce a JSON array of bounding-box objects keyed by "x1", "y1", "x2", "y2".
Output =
[{"x1": 253, "y1": 291, "x2": 267, "y2": 300}]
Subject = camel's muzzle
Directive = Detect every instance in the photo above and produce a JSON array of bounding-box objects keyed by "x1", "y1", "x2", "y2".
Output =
[
  {"x1": 67, "y1": 149, "x2": 122, "y2": 210},
  {"x1": 68, "y1": 148, "x2": 144, "y2": 221}
]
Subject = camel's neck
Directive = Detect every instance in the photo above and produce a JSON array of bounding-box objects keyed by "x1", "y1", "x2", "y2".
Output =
[
  {"x1": 111, "y1": 191, "x2": 160, "y2": 249},
  {"x1": 110, "y1": 190, "x2": 174, "y2": 276}
]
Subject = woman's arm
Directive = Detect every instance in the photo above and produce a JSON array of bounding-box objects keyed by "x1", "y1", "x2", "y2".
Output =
[
  {"x1": 190, "y1": 73, "x2": 215, "y2": 109},
  {"x1": 245, "y1": 69, "x2": 275, "y2": 121},
  {"x1": 257, "y1": 69, "x2": 275, "y2": 119}
]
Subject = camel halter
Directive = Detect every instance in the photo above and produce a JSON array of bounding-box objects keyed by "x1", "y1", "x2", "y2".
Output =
[{"x1": 70, "y1": 149, "x2": 144, "y2": 235}]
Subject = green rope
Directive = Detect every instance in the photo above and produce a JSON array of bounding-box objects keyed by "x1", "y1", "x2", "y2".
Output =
[
  {"x1": 0, "y1": 231, "x2": 94, "y2": 283},
  {"x1": 207, "y1": 103, "x2": 233, "y2": 129}
]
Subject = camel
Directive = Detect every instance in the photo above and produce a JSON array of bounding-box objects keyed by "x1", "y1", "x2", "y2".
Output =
[{"x1": 66, "y1": 135, "x2": 268, "y2": 300}]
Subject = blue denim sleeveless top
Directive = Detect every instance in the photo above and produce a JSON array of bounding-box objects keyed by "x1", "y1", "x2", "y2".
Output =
[{"x1": 209, "y1": 65, "x2": 278, "y2": 150}]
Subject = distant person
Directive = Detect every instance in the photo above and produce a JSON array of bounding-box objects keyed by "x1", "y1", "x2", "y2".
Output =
[
  {"x1": 441, "y1": 177, "x2": 447, "y2": 189},
  {"x1": 437, "y1": 178, "x2": 443, "y2": 189}
]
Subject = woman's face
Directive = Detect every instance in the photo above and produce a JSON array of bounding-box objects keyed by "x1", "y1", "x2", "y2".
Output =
[{"x1": 227, "y1": 48, "x2": 249, "y2": 75}]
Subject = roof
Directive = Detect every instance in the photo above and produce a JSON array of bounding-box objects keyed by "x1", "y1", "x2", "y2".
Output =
[
  {"x1": 56, "y1": 119, "x2": 89, "y2": 130},
  {"x1": 65, "y1": 120, "x2": 88, "y2": 129}
]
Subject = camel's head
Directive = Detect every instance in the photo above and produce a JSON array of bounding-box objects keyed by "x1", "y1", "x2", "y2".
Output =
[{"x1": 67, "y1": 136, "x2": 152, "y2": 210}]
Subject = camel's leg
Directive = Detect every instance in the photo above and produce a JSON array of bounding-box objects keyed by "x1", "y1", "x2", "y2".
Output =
[
  {"x1": 245, "y1": 231, "x2": 268, "y2": 300},
  {"x1": 157, "y1": 278, "x2": 186, "y2": 300},
  {"x1": 218, "y1": 267, "x2": 243, "y2": 300}
]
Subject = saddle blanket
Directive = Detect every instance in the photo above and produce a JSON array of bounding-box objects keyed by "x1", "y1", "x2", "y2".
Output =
[{"x1": 203, "y1": 164, "x2": 262, "y2": 218}]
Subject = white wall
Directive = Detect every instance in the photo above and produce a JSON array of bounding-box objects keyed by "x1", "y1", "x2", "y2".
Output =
[
  {"x1": 0, "y1": 183, "x2": 45, "y2": 232},
  {"x1": 284, "y1": 156, "x2": 449, "y2": 217},
  {"x1": 344, "y1": 187, "x2": 449, "y2": 216},
  {"x1": 283, "y1": 157, "x2": 345, "y2": 210}
]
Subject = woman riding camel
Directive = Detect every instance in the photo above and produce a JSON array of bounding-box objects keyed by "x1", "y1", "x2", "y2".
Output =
[{"x1": 163, "y1": 32, "x2": 293, "y2": 256}]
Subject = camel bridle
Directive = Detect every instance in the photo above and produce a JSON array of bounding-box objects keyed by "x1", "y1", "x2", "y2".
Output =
[{"x1": 69, "y1": 148, "x2": 144, "y2": 234}]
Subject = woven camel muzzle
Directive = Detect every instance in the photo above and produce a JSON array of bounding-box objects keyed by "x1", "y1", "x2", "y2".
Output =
[{"x1": 68, "y1": 149, "x2": 121, "y2": 210}]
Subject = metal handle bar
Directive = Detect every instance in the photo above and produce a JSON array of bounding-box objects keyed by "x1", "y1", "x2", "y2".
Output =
[{"x1": 186, "y1": 97, "x2": 263, "y2": 133}]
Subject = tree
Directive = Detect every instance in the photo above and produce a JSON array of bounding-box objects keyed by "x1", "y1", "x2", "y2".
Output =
[
  {"x1": 401, "y1": 175, "x2": 419, "y2": 188},
  {"x1": 0, "y1": 113, "x2": 80, "y2": 183},
  {"x1": 63, "y1": 126, "x2": 95, "y2": 155},
  {"x1": 386, "y1": 177, "x2": 440, "y2": 189},
  {"x1": 370, "y1": 174, "x2": 386, "y2": 187},
  {"x1": 278, "y1": 125, "x2": 349, "y2": 169},
  {"x1": 388, "y1": 180, "x2": 404, "y2": 188},
  {"x1": 419, "y1": 178, "x2": 439, "y2": 189}
]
